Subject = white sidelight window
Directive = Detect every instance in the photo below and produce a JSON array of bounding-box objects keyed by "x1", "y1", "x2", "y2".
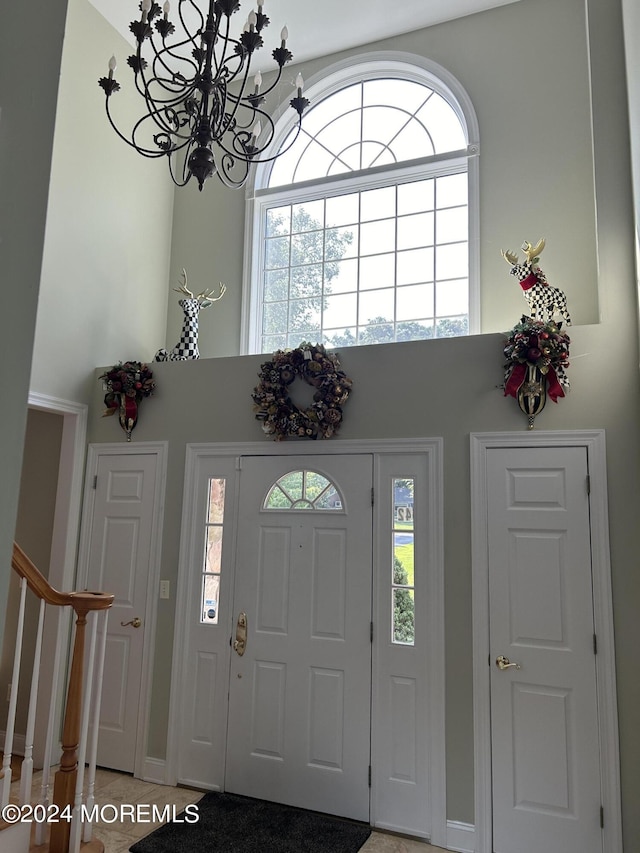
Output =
[
  {"x1": 392, "y1": 477, "x2": 415, "y2": 645},
  {"x1": 200, "y1": 478, "x2": 226, "y2": 624}
]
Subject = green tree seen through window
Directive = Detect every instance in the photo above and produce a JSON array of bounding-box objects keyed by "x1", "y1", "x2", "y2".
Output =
[
  {"x1": 393, "y1": 555, "x2": 415, "y2": 644},
  {"x1": 264, "y1": 208, "x2": 353, "y2": 342}
]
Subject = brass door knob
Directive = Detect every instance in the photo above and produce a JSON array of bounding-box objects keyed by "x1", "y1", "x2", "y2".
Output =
[
  {"x1": 496, "y1": 654, "x2": 521, "y2": 670},
  {"x1": 234, "y1": 611, "x2": 247, "y2": 656},
  {"x1": 121, "y1": 617, "x2": 142, "y2": 628}
]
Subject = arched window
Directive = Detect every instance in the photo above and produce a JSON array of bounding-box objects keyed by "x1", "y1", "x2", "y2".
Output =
[{"x1": 242, "y1": 55, "x2": 479, "y2": 354}]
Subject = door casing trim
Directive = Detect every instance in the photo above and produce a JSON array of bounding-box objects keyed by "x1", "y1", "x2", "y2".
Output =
[
  {"x1": 77, "y1": 441, "x2": 168, "y2": 780},
  {"x1": 167, "y1": 437, "x2": 445, "y2": 847},
  {"x1": 470, "y1": 430, "x2": 622, "y2": 853}
]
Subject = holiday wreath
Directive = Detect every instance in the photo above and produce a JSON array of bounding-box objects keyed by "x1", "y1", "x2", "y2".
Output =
[
  {"x1": 252, "y1": 343, "x2": 352, "y2": 440},
  {"x1": 503, "y1": 315, "x2": 570, "y2": 401}
]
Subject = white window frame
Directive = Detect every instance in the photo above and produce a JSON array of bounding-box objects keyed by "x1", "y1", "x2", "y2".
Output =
[{"x1": 241, "y1": 52, "x2": 480, "y2": 353}]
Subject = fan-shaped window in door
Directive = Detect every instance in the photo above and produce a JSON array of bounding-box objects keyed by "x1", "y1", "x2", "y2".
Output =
[{"x1": 264, "y1": 470, "x2": 343, "y2": 511}]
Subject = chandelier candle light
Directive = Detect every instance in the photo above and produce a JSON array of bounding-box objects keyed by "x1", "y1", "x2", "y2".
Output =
[{"x1": 98, "y1": 0, "x2": 309, "y2": 190}]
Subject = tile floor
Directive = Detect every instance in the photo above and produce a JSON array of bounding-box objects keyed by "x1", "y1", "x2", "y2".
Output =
[{"x1": 9, "y1": 762, "x2": 445, "y2": 852}]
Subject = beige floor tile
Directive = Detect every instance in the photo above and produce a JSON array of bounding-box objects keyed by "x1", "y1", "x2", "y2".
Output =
[
  {"x1": 362, "y1": 831, "x2": 443, "y2": 851},
  {"x1": 37, "y1": 770, "x2": 441, "y2": 853},
  {"x1": 92, "y1": 824, "x2": 138, "y2": 853}
]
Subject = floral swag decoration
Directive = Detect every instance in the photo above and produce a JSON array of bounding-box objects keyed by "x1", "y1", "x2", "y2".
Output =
[
  {"x1": 100, "y1": 361, "x2": 155, "y2": 441},
  {"x1": 252, "y1": 343, "x2": 352, "y2": 440},
  {"x1": 503, "y1": 316, "x2": 570, "y2": 425}
]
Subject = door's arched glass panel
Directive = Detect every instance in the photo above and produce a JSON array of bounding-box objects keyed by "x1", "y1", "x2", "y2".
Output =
[{"x1": 264, "y1": 470, "x2": 344, "y2": 511}]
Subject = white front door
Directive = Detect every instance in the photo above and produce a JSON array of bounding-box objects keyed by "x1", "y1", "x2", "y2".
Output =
[
  {"x1": 82, "y1": 450, "x2": 162, "y2": 773},
  {"x1": 486, "y1": 445, "x2": 602, "y2": 853},
  {"x1": 225, "y1": 455, "x2": 373, "y2": 822}
]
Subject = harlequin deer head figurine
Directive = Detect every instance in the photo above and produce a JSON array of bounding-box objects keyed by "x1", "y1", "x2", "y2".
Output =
[
  {"x1": 501, "y1": 239, "x2": 571, "y2": 325},
  {"x1": 154, "y1": 269, "x2": 226, "y2": 361}
]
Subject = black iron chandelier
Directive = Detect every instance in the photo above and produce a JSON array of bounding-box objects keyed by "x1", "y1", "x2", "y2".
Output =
[{"x1": 98, "y1": 0, "x2": 309, "y2": 190}]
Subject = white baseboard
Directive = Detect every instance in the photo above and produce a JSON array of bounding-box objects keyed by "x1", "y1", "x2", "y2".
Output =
[
  {"x1": 0, "y1": 731, "x2": 26, "y2": 757},
  {"x1": 141, "y1": 757, "x2": 168, "y2": 785},
  {"x1": 446, "y1": 820, "x2": 476, "y2": 853}
]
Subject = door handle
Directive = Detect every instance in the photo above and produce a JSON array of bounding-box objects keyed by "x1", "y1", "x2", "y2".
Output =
[
  {"x1": 496, "y1": 654, "x2": 521, "y2": 670},
  {"x1": 121, "y1": 617, "x2": 142, "y2": 628},
  {"x1": 233, "y1": 611, "x2": 247, "y2": 656}
]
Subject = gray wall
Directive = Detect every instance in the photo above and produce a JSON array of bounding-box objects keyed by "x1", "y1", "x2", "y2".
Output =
[
  {"x1": 0, "y1": 0, "x2": 68, "y2": 672},
  {"x1": 30, "y1": 0, "x2": 175, "y2": 404},
  {"x1": 166, "y1": 0, "x2": 600, "y2": 358},
  {"x1": 622, "y1": 0, "x2": 640, "y2": 306}
]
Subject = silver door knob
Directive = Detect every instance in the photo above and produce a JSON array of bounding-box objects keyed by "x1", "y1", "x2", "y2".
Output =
[{"x1": 121, "y1": 617, "x2": 142, "y2": 628}]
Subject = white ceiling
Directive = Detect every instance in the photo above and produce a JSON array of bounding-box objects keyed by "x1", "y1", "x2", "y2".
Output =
[{"x1": 88, "y1": 0, "x2": 520, "y2": 71}]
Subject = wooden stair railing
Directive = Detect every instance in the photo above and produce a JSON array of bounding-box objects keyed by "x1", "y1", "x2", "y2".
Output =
[{"x1": 9, "y1": 543, "x2": 114, "y2": 853}]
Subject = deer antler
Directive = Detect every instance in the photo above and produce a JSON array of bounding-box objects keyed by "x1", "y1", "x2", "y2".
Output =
[
  {"x1": 172, "y1": 270, "x2": 226, "y2": 305},
  {"x1": 173, "y1": 268, "x2": 194, "y2": 298},
  {"x1": 522, "y1": 238, "x2": 545, "y2": 264},
  {"x1": 501, "y1": 249, "x2": 520, "y2": 265},
  {"x1": 197, "y1": 282, "x2": 227, "y2": 306}
]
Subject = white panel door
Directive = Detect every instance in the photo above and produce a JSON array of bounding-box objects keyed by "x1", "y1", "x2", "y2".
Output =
[
  {"x1": 487, "y1": 446, "x2": 602, "y2": 853},
  {"x1": 84, "y1": 452, "x2": 160, "y2": 772},
  {"x1": 225, "y1": 455, "x2": 373, "y2": 822}
]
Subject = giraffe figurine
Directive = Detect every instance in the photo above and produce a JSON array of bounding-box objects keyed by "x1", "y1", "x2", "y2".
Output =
[
  {"x1": 155, "y1": 269, "x2": 226, "y2": 361},
  {"x1": 501, "y1": 238, "x2": 571, "y2": 325}
]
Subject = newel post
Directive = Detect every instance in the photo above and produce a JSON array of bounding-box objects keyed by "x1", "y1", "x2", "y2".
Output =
[{"x1": 49, "y1": 593, "x2": 111, "y2": 853}]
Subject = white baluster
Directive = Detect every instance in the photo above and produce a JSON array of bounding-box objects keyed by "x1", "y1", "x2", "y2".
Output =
[
  {"x1": 20, "y1": 597, "x2": 46, "y2": 805},
  {"x1": 35, "y1": 606, "x2": 66, "y2": 847},
  {"x1": 2, "y1": 577, "x2": 27, "y2": 806},
  {"x1": 69, "y1": 610, "x2": 99, "y2": 853},
  {"x1": 83, "y1": 609, "x2": 109, "y2": 843}
]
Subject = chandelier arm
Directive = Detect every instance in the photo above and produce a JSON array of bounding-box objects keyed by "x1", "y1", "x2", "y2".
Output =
[
  {"x1": 166, "y1": 147, "x2": 192, "y2": 187},
  {"x1": 249, "y1": 65, "x2": 286, "y2": 101},
  {"x1": 126, "y1": 80, "x2": 204, "y2": 151},
  {"x1": 157, "y1": 41, "x2": 200, "y2": 81},
  {"x1": 135, "y1": 70, "x2": 194, "y2": 102},
  {"x1": 104, "y1": 99, "x2": 169, "y2": 159},
  {"x1": 210, "y1": 10, "x2": 232, "y2": 77},
  {"x1": 150, "y1": 39, "x2": 200, "y2": 86},
  {"x1": 132, "y1": 63, "x2": 198, "y2": 108},
  {"x1": 136, "y1": 80, "x2": 197, "y2": 139},
  {"x1": 210, "y1": 8, "x2": 248, "y2": 82},
  {"x1": 134, "y1": 33, "x2": 197, "y2": 101},
  {"x1": 217, "y1": 152, "x2": 251, "y2": 189},
  {"x1": 209, "y1": 77, "x2": 228, "y2": 140},
  {"x1": 223, "y1": 96, "x2": 273, "y2": 142},
  {"x1": 218, "y1": 58, "x2": 257, "y2": 140},
  {"x1": 178, "y1": 0, "x2": 205, "y2": 45},
  {"x1": 246, "y1": 118, "x2": 304, "y2": 164},
  {"x1": 134, "y1": 51, "x2": 200, "y2": 128}
]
